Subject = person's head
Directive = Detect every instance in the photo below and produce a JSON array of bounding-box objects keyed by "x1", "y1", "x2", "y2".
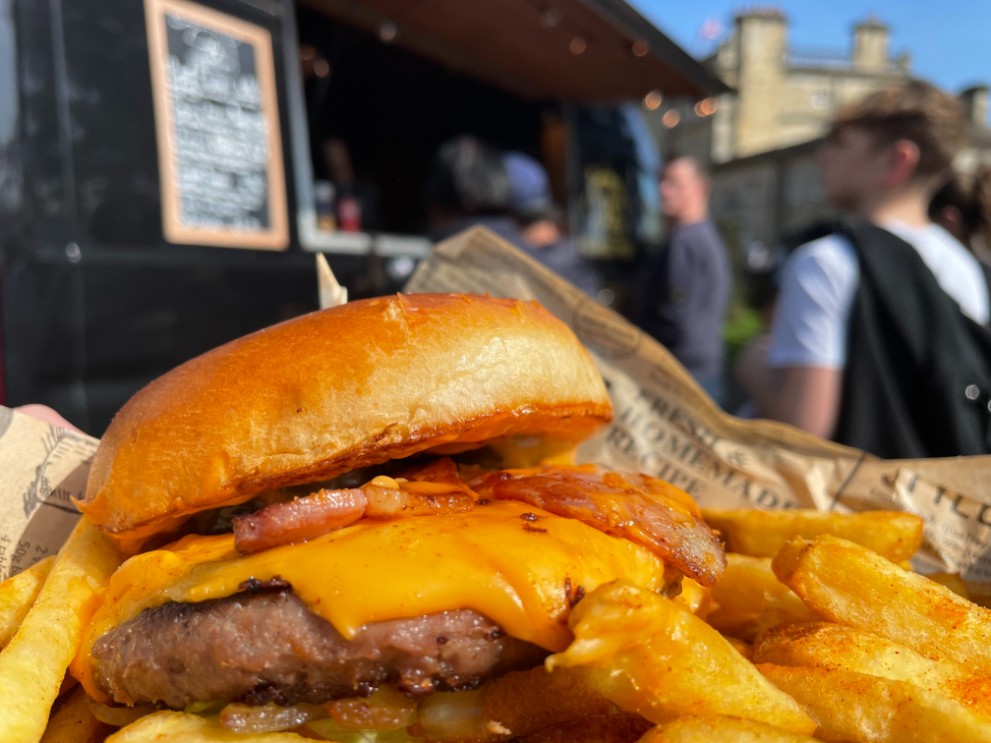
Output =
[
  {"x1": 659, "y1": 155, "x2": 710, "y2": 225},
  {"x1": 929, "y1": 167, "x2": 991, "y2": 254},
  {"x1": 424, "y1": 136, "x2": 512, "y2": 225},
  {"x1": 502, "y1": 151, "x2": 558, "y2": 227},
  {"x1": 818, "y1": 81, "x2": 967, "y2": 215}
]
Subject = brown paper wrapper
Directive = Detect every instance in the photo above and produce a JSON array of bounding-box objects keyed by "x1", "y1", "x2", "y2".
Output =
[
  {"x1": 0, "y1": 407, "x2": 98, "y2": 579},
  {"x1": 2, "y1": 227, "x2": 989, "y2": 580}
]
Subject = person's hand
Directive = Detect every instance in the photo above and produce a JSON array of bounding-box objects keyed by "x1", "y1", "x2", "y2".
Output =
[{"x1": 14, "y1": 404, "x2": 83, "y2": 433}]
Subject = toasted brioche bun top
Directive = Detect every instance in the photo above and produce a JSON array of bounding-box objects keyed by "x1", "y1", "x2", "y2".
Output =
[{"x1": 79, "y1": 294, "x2": 612, "y2": 551}]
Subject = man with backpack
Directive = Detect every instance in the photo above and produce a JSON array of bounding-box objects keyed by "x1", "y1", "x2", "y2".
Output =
[{"x1": 738, "y1": 81, "x2": 991, "y2": 458}]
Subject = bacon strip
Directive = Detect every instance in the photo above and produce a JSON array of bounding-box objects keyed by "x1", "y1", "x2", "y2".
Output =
[
  {"x1": 234, "y1": 488, "x2": 367, "y2": 554},
  {"x1": 469, "y1": 465, "x2": 727, "y2": 586},
  {"x1": 362, "y1": 482, "x2": 476, "y2": 517},
  {"x1": 234, "y1": 459, "x2": 726, "y2": 587},
  {"x1": 233, "y1": 471, "x2": 476, "y2": 554},
  {"x1": 394, "y1": 457, "x2": 464, "y2": 485}
]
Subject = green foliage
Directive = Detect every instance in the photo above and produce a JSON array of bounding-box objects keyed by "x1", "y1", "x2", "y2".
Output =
[{"x1": 724, "y1": 305, "x2": 764, "y2": 363}]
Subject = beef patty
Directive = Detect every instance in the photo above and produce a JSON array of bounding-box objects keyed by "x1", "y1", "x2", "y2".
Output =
[{"x1": 90, "y1": 582, "x2": 546, "y2": 709}]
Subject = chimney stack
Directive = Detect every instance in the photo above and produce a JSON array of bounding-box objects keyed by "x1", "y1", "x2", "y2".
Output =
[{"x1": 852, "y1": 15, "x2": 888, "y2": 73}]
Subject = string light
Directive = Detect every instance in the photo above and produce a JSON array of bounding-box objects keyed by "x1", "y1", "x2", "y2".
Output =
[
  {"x1": 694, "y1": 98, "x2": 717, "y2": 116},
  {"x1": 527, "y1": 0, "x2": 644, "y2": 61},
  {"x1": 379, "y1": 20, "x2": 398, "y2": 43},
  {"x1": 539, "y1": 6, "x2": 561, "y2": 28},
  {"x1": 643, "y1": 90, "x2": 663, "y2": 110},
  {"x1": 313, "y1": 58, "x2": 330, "y2": 78},
  {"x1": 662, "y1": 110, "x2": 680, "y2": 128}
]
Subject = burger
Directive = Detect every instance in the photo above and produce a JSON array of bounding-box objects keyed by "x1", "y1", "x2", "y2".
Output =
[{"x1": 70, "y1": 293, "x2": 725, "y2": 740}]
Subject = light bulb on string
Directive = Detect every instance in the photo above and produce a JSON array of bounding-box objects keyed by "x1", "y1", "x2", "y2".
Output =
[
  {"x1": 694, "y1": 98, "x2": 717, "y2": 116},
  {"x1": 379, "y1": 20, "x2": 398, "y2": 43},
  {"x1": 643, "y1": 90, "x2": 663, "y2": 110},
  {"x1": 540, "y1": 6, "x2": 561, "y2": 28}
]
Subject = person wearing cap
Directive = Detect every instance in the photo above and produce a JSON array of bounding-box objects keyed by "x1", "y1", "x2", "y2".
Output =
[
  {"x1": 424, "y1": 136, "x2": 530, "y2": 251},
  {"x1": 502, "y1": 152, "x2": 602, "y2": 299},
  {"x1": 633, "y1": 155, "x2": 731, "y2": 405}
]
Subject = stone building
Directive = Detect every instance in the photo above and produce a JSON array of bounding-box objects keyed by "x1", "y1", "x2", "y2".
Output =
[
  {"x1": 704, "y1": 87, "x2": 991, "y2": 259},
  {"x1": 650, "y1": 9, "x2": 913, "y2": 164},
  {"x1": 711, "y1": 9, "x2": 910, "y2": 161},
  {"x1": 647, "y1": 8, "x2": 991, "y2": 256}
]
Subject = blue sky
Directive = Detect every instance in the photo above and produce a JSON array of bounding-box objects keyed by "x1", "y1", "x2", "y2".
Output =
[{"x1": 629, "y1": 1, "x2": 991, "y2": 95}]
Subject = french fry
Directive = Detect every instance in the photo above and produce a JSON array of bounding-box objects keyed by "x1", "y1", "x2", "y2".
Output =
[
  {"x1": 707, "y1": 554, "x2": 817, "y2": 640},
  {"x1": 725, "y1": 636, "x2": 753, "y2": 660},
  {"x1": 638, "y1": 715, "x2": 819, "y2": 742},
  {"x1": 481, "y1": 665, "x2": 617, "y2": 739},
  {"x1": 0, "y1": 520, "x2": 120, "y2": 743},
  {"x1": 759, "y1": 664, "x2": 991, "y2": 743},
  {"x1": 671, "y1": 577, "x2": 712, "y2": 617},
  {"x1": 546, "y1": 581, "x2": 816, "y2": 735},
  {"x1": 40, "y1": 687, "x2": 110, "y2": 743},
  {"x1": 752, "y1": 621, "x2": 991, "y2": 717},
  {"x1": 0, "y1": 556, "x2": 54, "y2": 650},
  {"x1": 772, "y1": 535, "x2": 991, "y2": 673},
  {"x1": 925, "y1": 571, "x2": 970, "y2": 598},
  {"x1": 926, "y1": 572, "x2": 991, "y2": 608},
  {"x1": 703, "y1": 508, "x2": 923, "y2": 562},
  {"x1": 106, "y1": 711, "x2": 312, "y2": 741},
  {"x1": 517, "y1": 713, "x2": 651, "y2": 743}
]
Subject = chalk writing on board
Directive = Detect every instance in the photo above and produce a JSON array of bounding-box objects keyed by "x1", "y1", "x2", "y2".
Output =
[
  {"x1": 165, "y1": 14, "x2": 270, "y2": 230},
  {"x1": 145, "y1": 0, "x2": 288, "y2": 249}
]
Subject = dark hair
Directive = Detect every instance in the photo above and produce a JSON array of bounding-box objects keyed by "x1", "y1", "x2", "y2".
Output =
[
  {"x1": 929, "y1": 167, "x2": 991, "y2": 251},
  {"x1": 829, "y1": 81, "x2": 967, "y2": 186},
  {"x1": 424, "y1": 136, "x2": 512, "y2": 217}
]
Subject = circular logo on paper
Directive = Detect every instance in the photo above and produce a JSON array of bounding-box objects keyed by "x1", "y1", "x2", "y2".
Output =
[
  {"x1": 571, "y1": 297, "x2": 642, "y2": 361},
  {"x1": 0, "y1": 406, "x2": 12, "y2": 440}
]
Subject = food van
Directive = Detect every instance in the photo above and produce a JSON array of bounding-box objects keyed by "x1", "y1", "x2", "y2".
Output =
[{"x1": 0, "y1": 0, "x2": 723, "y2": 433}]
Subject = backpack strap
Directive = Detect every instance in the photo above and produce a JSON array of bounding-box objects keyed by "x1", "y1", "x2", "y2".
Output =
[
  {"x1": 982, "y1": 262, "x2": 991, "y2": 331},
  {"x1": 831, "y1": 220, "x2": 991, "y2": 458}
]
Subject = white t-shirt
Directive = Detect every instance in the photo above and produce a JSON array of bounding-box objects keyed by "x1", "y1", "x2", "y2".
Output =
[{"x1": 768, "y1": 222, "x2": 990, "y2": 370}]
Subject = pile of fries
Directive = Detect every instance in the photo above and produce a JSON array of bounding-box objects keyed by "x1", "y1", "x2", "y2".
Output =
[{"x1": 3, "y1": 506, "x2": 991, "y2": 742}]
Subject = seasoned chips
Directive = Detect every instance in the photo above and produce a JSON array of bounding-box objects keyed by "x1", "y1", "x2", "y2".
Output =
[
  {"x1": 706, "y1": 554, "x2": 817, "y2": 640},
  {"x1": 0, "y1": 521, "x2": 119, "y2": 743},
  {"x1": 702, "y1": 508, "x2": 923, "y2": 563},
  {"x1": 772, "y1": 534, "x2": 991, "y2": 673},
  {"x1": 0, "y1": 556, "x2": 54, "y2": 650},
  {"x1": 640, "y1": 715, "x2": 819, "y2": 742},
  {"x1": 759, "y1": 665, "x2": 991, "y2": 743},
  {"x1": 39, "y1": 687, "x2": 109, "y2": 743},
  {"x1": 546, "y1": 581, "x2": 817, "y2": 735}
]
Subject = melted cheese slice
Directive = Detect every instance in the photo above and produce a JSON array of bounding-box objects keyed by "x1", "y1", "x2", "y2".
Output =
[{"x1": 73, "y1": 501, "x2": 667, "y2": 700}]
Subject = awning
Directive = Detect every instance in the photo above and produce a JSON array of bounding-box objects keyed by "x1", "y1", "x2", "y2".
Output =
[{"x1": 299, "y1": 0, "x2": 728, "y2": 101}]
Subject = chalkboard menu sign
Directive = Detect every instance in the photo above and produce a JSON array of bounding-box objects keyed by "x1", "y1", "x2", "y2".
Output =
[{"x1": 145, "y1": 0, "x2": 289, "y2": 249}]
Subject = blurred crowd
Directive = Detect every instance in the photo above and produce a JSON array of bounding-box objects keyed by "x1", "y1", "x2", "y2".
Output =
[
  {"x1": 423, "y1": 136, "x2": 602, "y2": 300},
  {"x1": 422, "y1": 80, "x2": 991, "y2": 460}
]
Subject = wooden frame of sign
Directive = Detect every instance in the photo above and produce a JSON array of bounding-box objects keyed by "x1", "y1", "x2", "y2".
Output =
[{"x1": 145, "y1": 0, "x2": 289, "y2": 250}]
